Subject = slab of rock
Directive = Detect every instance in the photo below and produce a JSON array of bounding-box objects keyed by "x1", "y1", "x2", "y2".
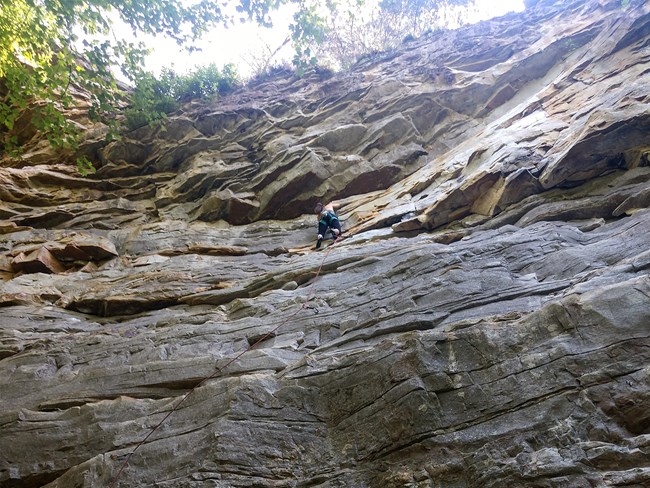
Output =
[
  {"x1": 46, "y1": 235, "x2": 118, "y2": 262},
  {"x1": 11, "y1": 247, "x2": 67, "y2": 274}
]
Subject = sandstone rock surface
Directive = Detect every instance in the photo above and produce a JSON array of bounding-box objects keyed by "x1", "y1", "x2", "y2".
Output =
[{"x1": 1, "y1": 0, "x2": 650, "y2": 487}]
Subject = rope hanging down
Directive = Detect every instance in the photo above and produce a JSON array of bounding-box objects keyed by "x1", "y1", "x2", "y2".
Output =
[{"x1": 109, "y1": 238, "x2": 342, "y2": 488}]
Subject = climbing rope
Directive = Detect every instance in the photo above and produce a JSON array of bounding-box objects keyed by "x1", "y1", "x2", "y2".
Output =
[{"x1": 108, "y1": 237, "x2": 342, "y2": 488}]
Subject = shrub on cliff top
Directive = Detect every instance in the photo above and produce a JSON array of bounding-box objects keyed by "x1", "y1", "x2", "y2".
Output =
[{"x1": 125, "y1": 64, "x2": 241, "y2": 130}]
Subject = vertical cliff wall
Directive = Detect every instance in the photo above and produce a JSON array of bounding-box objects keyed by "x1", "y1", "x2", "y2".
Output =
[{"x1": 1, "y1": 0, "x2": 650, "y2": 487}]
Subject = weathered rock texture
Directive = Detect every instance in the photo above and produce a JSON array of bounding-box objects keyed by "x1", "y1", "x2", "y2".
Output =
[{"x1": 2, "y1": 0, "x2": 650, "y2": 487}]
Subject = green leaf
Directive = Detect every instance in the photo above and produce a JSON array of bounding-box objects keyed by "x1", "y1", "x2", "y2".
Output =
[{"x1": 76, "y1": 156, "x2": 97, "y2": 176}]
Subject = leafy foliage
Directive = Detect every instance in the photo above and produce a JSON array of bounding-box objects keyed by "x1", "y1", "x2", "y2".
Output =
[
  {"x1": 290, "y1": 2, "x2": 329, "y2": 72},
  {"x1": 0, "y1": 0, "x2": 275, "y2": 169},
  {"x1": 125, "y1": 64, "x2": 241, "y2": 130}
]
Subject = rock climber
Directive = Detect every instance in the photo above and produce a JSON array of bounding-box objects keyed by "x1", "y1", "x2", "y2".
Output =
[{"x1": 314, "y1": 201, "x2": 342, "y2": 249}]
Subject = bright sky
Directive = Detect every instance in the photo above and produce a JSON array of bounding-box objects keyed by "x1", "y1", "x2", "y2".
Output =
[{"x1": 133, "y1": 0, "x2": 525, "y2": 79}]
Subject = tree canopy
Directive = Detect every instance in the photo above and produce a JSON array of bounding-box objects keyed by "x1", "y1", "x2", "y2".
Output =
[
  {"x1": 0, "y1": 0, "x2": 473, "y2": 171},
  {"x1": 0, "y1": 0, "x2": 285, "y2": 167}
]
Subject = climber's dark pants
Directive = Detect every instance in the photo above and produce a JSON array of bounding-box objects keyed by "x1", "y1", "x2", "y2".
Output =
[{"x1": 318, "y1": 219, "x2": 341, "y2": 238}]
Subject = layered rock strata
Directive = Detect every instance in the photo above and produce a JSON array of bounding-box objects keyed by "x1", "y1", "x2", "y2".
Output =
[{"x1": 1, "y1": 0, "x2": 650, "y2": 487}]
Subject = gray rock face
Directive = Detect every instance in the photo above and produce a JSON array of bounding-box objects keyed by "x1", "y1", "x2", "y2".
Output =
[{"x1": 1, "y1": 0, "x2": 650, "y2": 487}]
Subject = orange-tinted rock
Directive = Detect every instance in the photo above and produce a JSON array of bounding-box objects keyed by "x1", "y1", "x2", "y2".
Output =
[
  {"x1": 46, "y1": 235, "x2": 118, "y2": 262},
  {"x1": 11, "y1": 247, "x2": 67, "y2": 274}
]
